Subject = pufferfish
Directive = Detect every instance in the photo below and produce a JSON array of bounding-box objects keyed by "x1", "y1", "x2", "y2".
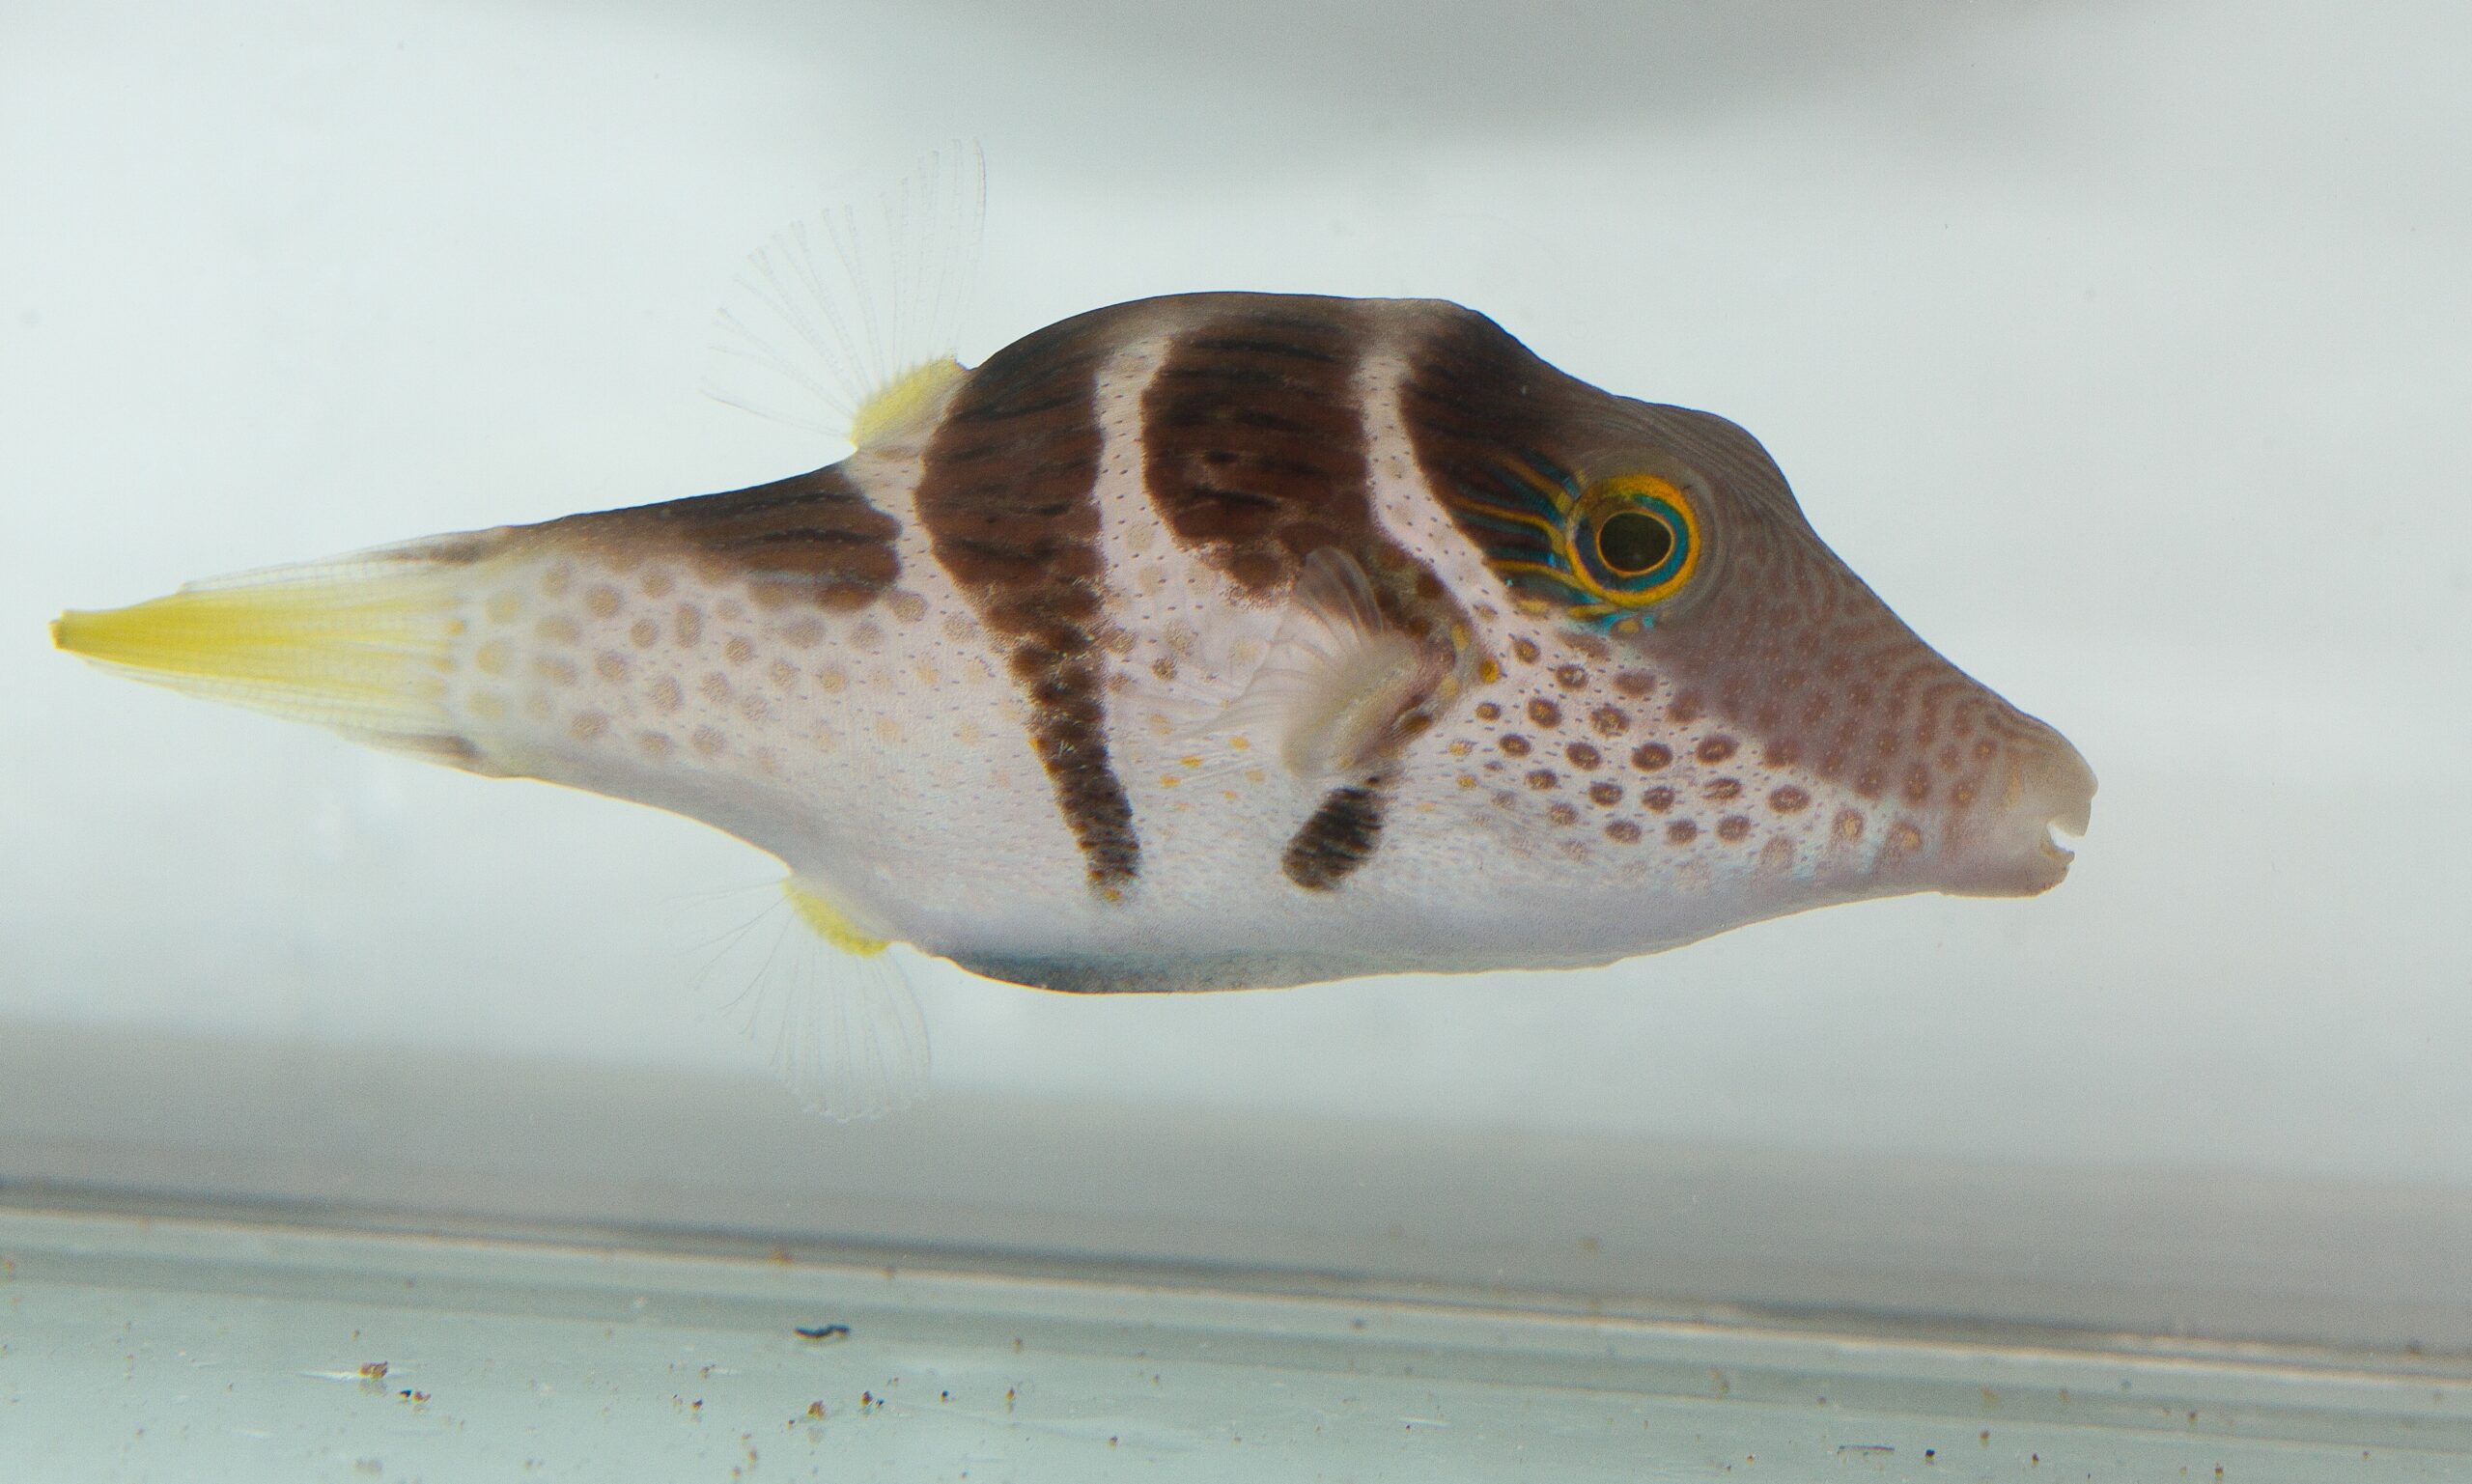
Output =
[{"x1": 52, "y1": 182, "x2": 2094, "y2": 1099}]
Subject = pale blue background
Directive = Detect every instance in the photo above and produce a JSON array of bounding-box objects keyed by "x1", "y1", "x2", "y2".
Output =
[{"x1": 2, "y1": 0, "x2": 2466, "y2": 1310}]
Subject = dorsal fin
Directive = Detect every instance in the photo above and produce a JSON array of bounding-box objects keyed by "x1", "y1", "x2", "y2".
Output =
[
  {"x1": 705, "y1": 142, "x2": 984, "y2": 453},
  {"x1": 847, "y1": 355, "x2": 969, "y2": 451}
]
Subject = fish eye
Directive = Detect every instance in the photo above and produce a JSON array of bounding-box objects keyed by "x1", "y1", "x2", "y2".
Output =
[
  {"x1": 1447, "y1": 459, "x2": 1705, "y2": 630},
  {"x1": 1553, "y1": 474, "x2": 1702, "y2": 629},
  {"x1": 1593, "y1": 509, "x2": 1675, "y2": 576}
]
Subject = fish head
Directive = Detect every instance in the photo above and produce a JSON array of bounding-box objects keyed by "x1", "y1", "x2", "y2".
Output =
[{"x1": 1437, "y1": 388, "x2": 2093, "y2": 933}]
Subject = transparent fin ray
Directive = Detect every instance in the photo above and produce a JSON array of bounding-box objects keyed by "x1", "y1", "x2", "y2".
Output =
[
  {"x1": 688, "y1": 876, "x2": 931, "y2": 1121},
  {"x1": 705, "y1": 141, "x2": 985, "y2": 448}
]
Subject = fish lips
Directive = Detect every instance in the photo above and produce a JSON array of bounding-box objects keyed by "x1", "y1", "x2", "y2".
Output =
[{"x1": 1933, "y1": 726, "x2": 2097, "y2": 899}]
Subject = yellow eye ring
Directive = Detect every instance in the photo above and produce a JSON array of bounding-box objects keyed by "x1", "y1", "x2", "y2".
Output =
[
  {"x1": 1444, "y1": 458, "x2": 1708, "y2": 630},
  {"x1": 1564, "y1": 475, "x2": 1701, "y2": 611}
]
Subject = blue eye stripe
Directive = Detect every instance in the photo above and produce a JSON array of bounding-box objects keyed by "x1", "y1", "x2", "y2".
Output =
[{"x1": 1444, "y1": 462, "x2": 1700, "y2": 622}]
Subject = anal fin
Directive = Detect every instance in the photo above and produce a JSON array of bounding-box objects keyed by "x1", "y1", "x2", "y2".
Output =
[{"x1": 697, "y1": 877, "x2": 930, "y2": 1121}]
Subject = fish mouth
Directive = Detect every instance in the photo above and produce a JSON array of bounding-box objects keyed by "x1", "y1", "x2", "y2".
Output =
[
  {"x1": 2038, "y1": 825, "x2": 2076, "y2": 868},
  {"x1": 1943, "y1": 730, "x2": 2097, "y2": 899},
  {"x1": 2037, "y1": 779, "x2": 2093, "y2": 865}
]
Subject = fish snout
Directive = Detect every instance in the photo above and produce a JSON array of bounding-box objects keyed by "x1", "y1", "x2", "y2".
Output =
[{"x1": 1934, "y1": 716, "x2": 2096, "y2": 899}]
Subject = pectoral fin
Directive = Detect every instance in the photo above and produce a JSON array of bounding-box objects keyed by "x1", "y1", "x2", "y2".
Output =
[{"x1": 1210, "y1": 548, "x2": 1451, "y2": 782}]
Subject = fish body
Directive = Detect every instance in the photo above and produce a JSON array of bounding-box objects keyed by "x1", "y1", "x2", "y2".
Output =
[{"x1": 58, "y1": 291, "x2": 2093, "y2": 997}]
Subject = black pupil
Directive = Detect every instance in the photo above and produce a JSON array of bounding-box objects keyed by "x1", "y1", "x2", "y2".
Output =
[{"x1": 1596, "y1": 509, "x2": 1675, "y2": 575}]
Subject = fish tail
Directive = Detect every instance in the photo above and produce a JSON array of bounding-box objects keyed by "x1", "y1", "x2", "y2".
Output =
[{"x1": 51, "y1": 534, "x2": 496, "y2": 762}]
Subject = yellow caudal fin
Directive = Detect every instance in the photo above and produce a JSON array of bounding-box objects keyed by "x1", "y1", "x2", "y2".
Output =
[{"x1": 51, "y1": 536, "x2": 487, "y2": 763}]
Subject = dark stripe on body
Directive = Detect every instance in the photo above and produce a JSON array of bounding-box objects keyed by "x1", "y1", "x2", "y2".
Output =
[
  {"x1": 555, "y1": 465, "x2": 899, "y2": 611},
  {"x1": 1140, "y1": 302, "x2": 1398, "y2": 602},
  {"x1": 1395, "y1": 306, "x2": 1612, "y2": 583},
  {"x1": 1139, "y1": 298, "x2": 1483, "y2": 891},
  {"x1": 914, "y1": 308, "x2": 1140, "y2": 891},
  {"x1": 1281, "y1": 783, "x2": 1388, "y2": 890},
  {"x1": 1397, "y1": 306, "x2": 1571, "y2": 490}
]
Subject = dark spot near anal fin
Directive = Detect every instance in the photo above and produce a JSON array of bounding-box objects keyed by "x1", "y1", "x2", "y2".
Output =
[{"x1": 1282, "y1": 783, "x2": 1388, "y2": 891}]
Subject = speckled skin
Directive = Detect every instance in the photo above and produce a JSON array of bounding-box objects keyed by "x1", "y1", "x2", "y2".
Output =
[{"x1": 412, "y1": 294, "x2": 2093, "y2": 994}]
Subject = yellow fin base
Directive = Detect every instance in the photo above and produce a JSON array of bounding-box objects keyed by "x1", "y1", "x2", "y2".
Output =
[
  {"x1": 848, "y1": 356, "x2": 968, "y2": 451},
  {"x1": 785, "y1": 880, "x2": 890, "y2": 957}
]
